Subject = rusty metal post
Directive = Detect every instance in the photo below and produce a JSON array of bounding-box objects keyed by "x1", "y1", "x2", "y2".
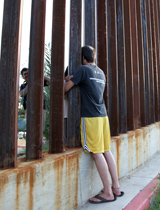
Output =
[
  {"x1": 130, "y1": 0, "x2": 141, "y2": 129},
  {"x1": 145, "y1": 0, "x2": 155, "y2": 124},
  {"x1": 84, "y1": 0, "x2": 96, "y2": 47},
  {"x1": 68, "y1": 0, "x2": 82, "y2": 148},
  {"x1": 49, "y1": 0, "x2": 66, "y2": 153},
  {"x1": 123, "y1": 0, "x2": 134, "y2": 131},
  {"x1": 141, "y1": 0, "x2": 150, "y2": 125},
  {"x1": 26, "y1": 0, "x2": 46, "y2": 160},
  {"x1": 106, "y1": 0, "x2": 119, "y2": 136},
  {"x1": 0, "y1": 0, "x2": 22, "y2": 168},
  {"x1": 116, "y1": 0, "x2": 127, "y2": 133},
  {"x1": 156, "y1": 0, "x2": 160, "y2": 121},
  {"x1": 136, "y1": 0, "x2": 146, "y2": 127},
  {"x1": 150, "y1": 0, "x2": 159, "y2": 122},
  {"x1": 96, "y1": 1, "x2": 108, "y2": 110}
]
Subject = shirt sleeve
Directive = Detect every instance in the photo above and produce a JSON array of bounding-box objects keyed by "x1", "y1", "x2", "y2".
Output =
[
  {"x1": 20, "y1": 84, "x2": 25, "y2": 91},
  {"x1": 71, "y1": 66, "x2": 85, "y2": 85}
]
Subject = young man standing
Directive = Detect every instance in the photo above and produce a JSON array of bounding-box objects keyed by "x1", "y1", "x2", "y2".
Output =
[
  {"x1": 19, "y1": 68, "x2": 50, "y2": 131},
  {"x1": 65, "y1": 46, "x2": 124, "y2": 203}
]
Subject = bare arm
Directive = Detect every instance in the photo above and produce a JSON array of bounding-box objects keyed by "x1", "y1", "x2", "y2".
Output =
[
  {"x1": 19, "y1": 85, "x2": 28, "y2": 97},
  {"x1": 64, "y1": 80, "x2": 75, "y2": 93},
  {"x1": 65, "y1": 75, "x2": 73, "y2": 82}
]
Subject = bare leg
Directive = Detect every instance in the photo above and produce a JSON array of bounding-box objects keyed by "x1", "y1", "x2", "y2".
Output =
[
  {"x1": 103, "y1": 151, "x2": 121, "y2": 195},
  {"x1": 89, "y1": 153, "x2": 114, "y2": 202}
]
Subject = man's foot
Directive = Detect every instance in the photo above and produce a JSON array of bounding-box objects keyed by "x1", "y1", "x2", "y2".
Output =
[
  {"x1": 112, "y1": 186, "x2": 124, "y2": 197},
  {"x1": 101, "y1": 187, "x2": 124, "y2": 197},
  {"x1": 89, "y1": 193, "x2": 116, "y2": 204}
]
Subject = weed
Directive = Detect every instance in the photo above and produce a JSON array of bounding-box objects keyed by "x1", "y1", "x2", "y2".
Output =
[{"x1": 148, "y1": 180, "x2": 160, "y2": 210}]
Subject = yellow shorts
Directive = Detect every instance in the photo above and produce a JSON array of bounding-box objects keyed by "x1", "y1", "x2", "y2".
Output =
[{"x1": 81, "y1": 116, "x2": 111, "y2": 153}]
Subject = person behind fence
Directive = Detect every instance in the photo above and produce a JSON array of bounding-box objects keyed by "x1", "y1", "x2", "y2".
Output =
[
  {"x1": 19, "y1": 67, "x2": 50, "y2": 131},
  {"x1": 64, "y1": 45, "x2": 124, "y2": 204},
  {"x1": 64, "y1": 66, "x2": 73, "y2": 145},
  {"x1": 64, "y1": 67, "x2": 69, "y2": 145}
]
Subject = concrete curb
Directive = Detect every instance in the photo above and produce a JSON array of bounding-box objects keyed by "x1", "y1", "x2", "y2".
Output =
[{"x1": 123, "y1": 175, "x2": 160, "y2": 210}]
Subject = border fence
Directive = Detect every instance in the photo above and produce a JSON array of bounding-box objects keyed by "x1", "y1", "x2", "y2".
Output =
[{"x1": 0, "y1": 0, "x2": 160, "y2": 168}]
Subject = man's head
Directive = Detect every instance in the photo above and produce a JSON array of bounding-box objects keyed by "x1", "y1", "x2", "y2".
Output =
[
  {"x1": 21, "y1": 68, "x2": 28, "y2": 82},
  {"x1": 82, "y1": 45, "x2": 96, "y2": 65}
]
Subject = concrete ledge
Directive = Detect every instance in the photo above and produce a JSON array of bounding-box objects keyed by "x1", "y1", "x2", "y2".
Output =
[
  {"x1": 0, "y1": 122, "x2": 160, "y2": 210},
  {"x1": 123, "y1": 175, "x2": 160, "y2": 210},
  {"x1": 111, "y1": 122, "x2": 160, "y2": 179}
]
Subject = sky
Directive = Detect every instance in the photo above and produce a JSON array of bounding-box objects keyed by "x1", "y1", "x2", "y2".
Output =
[
  {"x1": 20, "y1": 0, "x2": 55, "y2": 69},
  {"x1": 0, "y1": 0, "x2": 70, "y2": 83}
]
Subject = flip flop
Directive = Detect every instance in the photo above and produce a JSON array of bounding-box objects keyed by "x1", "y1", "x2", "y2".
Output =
[
  {"x1": 113, "y1": 191, "x2": 124, "y2": 197},
  {"x1": 112, "y1": 187, "x2": 124, "y2": 197},
  {"x1": 89, "y1": 194, "x2": 117, "y2": 204},
  {"x1": 101, "y1": 187, "x2": 124, "y2": 197}
]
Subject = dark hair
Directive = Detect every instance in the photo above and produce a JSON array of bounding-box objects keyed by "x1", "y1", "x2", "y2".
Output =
[
  {"x1": 21, "y1": 68, "x2": 28, "y2": 76},
  {"x1": 82, "y1": 45, "x2": 96, "y2": 63}
]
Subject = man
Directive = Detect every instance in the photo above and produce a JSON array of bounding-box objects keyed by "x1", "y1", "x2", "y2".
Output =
[
  {"x1": 65, "y1": 46, "x2": 124, "y2": 204},
  {"x1": 19, "y1": 67, "x2": 50, "y2": 131}
]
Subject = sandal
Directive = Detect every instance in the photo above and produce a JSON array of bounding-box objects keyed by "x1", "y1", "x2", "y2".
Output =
[
  {"x1": 101, "y1": 187, "x2": 124, "y2": 197},
  {"x1": 112, "y1": 186, "x2": 124, "y2": 197},
  {"x1": 89, "y1": 194, "x2": 117, "y2": 204}
]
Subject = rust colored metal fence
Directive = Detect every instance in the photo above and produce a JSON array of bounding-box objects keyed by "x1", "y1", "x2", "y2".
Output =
[
  {"x1": 49, "y1": 0, "x2": 66, "y2": 153},
  {"x1": 0, "y1": 0, "x2": 160, "y2": 168},
  {"x1": 26, "y1": 0, "x2": 46, "y2": 160},
  {"x1": 0, "y1": 0, "x2": 22, "y2": 168}
]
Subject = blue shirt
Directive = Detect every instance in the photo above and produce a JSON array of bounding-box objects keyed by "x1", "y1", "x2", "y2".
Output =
[{"x1": 71, "y1": 64, "x2": 107, "y2": 117}]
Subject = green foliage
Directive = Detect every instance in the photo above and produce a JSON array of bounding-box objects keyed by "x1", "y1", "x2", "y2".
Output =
[
  {"x1": 42, "y1": 140, "x2": 49, "y2": 151},
  {"x1": 149, "y1": 179, "x2": 160, "y2": 210},
  {"x1": 43, "y1": 43, "x2": 51, "y2": 140}
]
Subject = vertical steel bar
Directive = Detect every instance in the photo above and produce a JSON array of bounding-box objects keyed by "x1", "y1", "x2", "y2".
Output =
[
  {"x1": 0, "y1": 0, "x2": 22, "y2": 168},
  {"x1": 68, "y1": 0, "x2": 82, "y2": 148},
  {"x1": 136, "y1": 0, "x2": 146, "y2": 126},
  {"x1": 145, "y1": 0, "x2": 155, "y2": 124},
  {"x1": 26, "y1": 0, "x2": 46, "y2": 160},
  {"x1": 156, "y1": 0, "x2": 160, "y2": 121},
  {"x1": 97, "y1": 1, "x2": 108, "y2": 110},
  {"x1": 130, "y1": 0, "x2": 141, "y2": 129},
  {"x1": 106, "y1": 0, "x2": 119, "y2": 136},
  {"x1": 151, "y1": 0, "x2": 159, "y2": 122},
  {"x1": 141, "y1": 0, "x2": 150, "y2": 125},
  {"x1": 49, "y1": 0, "x2": 66, "y2": 153},
  {"x1": 123, "y1": 0, "x2": 134, "y2": 131},
  {"x1": 116, "y1": 0, "x2": 127, "y2": 133},
  {"x1": 84, "y1": 0, "x2": 96, "y2": 47}
]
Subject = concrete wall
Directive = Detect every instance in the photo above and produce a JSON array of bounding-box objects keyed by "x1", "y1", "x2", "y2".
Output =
[{"x1": 0, "y1": 122, "x2": 160, "y2": 210}]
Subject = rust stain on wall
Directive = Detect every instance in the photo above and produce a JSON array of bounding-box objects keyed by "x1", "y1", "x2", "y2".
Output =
[
  {"x1": 128, "y1": 131, "x2": 134, "y2": 173},
  {"x1": 159, "y1": 123, "x2": 160, "y2": 148},
  {"x1": 53, "y1": 156, "x2": 65, "y2": 209},
  {"x1": 15, "y1": 166, "x2": 36, "y2": 210},
  {"x1": 29, "y1": 168, "x2": 36, "y2": 210},
  {"x1": 135, "y1": 129, "x2": 142, "y2": 167},
  {"x1": 64, "y1": 151, "x2": 79, "y2": 210},
  {"x1": 0, "y1": 149, "x2": 82, "y2": 209},
  {"x1": 115, "y1": 137, "x2": 121, "y2": 179},
  {"x1": 142, "y1": 127, "x2": 148, "y2": 162},
  {"x1": 0, "y1": 174, "x2": 9, "y2": 194},
  {"x1": 0, "y1": 175, "x2": 8, "y2": 207}
]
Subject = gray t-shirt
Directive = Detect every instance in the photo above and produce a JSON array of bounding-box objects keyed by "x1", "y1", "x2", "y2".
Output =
[{"x1": 71, "y1": 64, "x2": 107, "y2": 117}]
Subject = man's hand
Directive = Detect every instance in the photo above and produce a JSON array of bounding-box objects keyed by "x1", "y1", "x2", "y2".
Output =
[
  {"x1": 64, "y1": 80, "x2": 75, "y2": 93},
  {"x1": 65, "y1": 75, "x2": 73, "y2": 82}
]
